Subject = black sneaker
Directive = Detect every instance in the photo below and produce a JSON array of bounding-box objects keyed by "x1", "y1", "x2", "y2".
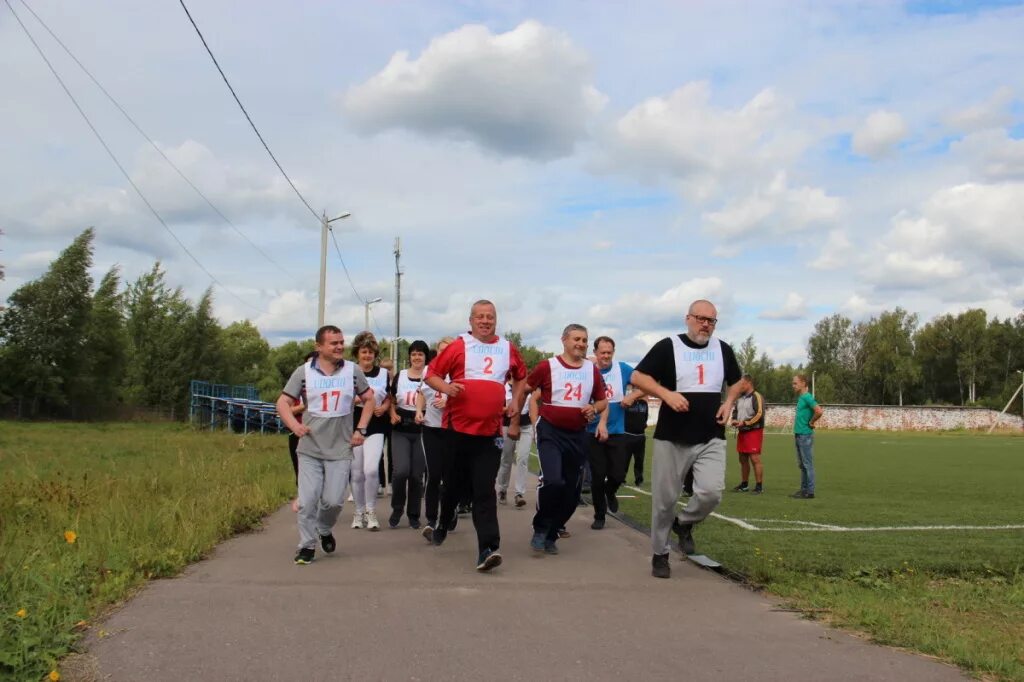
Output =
[
  {"x1": 476, "y1": 548, "x2": 502, "y2": 572},
  {"x1": 672, "y1": 518, "x2": 695, "y2": 555},
  {"x1": 294, "y1": 547, "x2": 315, "y2": 565},
  {"x1": 651, "y1": 553, "x2": 670, "y2": 579},
  {"x1": 802, "y1": 492, "x2": 815, "y2": 499},
  {"x1": 750, "y1": 486, "x2": 763, "y2": 495},
  {"x1": 319, "y1": 533, "x2": 336, "y2": 554},
  {"x1": 498, "y1": 491, "x2": 508, "y2": 505},
  {"x1": 732, "y1": 483, "x2": 749, "y2": 492},
  {"x1": 530, "y1": 532, "x2": 546, "y2": 552},
  {"x1": 514, "y1": 494, "x2": 526, "y2": 508},
  {"x1": 543, "y1": 540, "x2": 559, "y2": 555},
  {"x1": 591, "y1": 518, "x2": 605, "y2": 530},
  {"x1": 421, "y1": 525, "x2": 434, "y2": 543},
  {"x1": 389, "y1": 511, "x2": 402, "y2": 529},
  {"x1": 606, "y1": 490, "x2": 619, "y2": 514},
  {"x1": 408, "y1": 517, "x2": 421, "y2": 530},
  {"x1": 432, "y1": 527, "x2": 448, "y2": 546}
]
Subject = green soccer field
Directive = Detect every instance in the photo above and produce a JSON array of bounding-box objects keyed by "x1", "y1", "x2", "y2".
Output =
[{"x1": 608, "y1": 430, "x2": 1024, "y2": 682}]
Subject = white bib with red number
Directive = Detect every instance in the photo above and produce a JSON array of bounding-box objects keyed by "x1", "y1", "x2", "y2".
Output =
[
  {"x1": 602, "y1": 362, "x2": 625, "y2": 404},
  {"x1": 418, "y1": 381, "x2": 445, "y2": 428},
  {"x1": 671, "y1": 335, "x2": 725, "y2": 394},
  {"x1": 395, "y1": 370, "x2": 421, "y2": 412},
  {"x1": 305, "y1": 361, "x2": 354, "y2": 418},
  {"x1": 364, "y1": 368, "x2": 390, "y2": 405},
  {"x1": 462, "y1": 333, "x2": 510, "y2": 383},
  {"x1": 549, "y1": 357, "x2": 595, "y2": 408}
]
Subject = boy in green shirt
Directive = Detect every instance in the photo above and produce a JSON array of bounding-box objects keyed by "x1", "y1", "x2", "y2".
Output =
[{"x1": 791, "y1": 374, "x2": 823, "y2": 499}]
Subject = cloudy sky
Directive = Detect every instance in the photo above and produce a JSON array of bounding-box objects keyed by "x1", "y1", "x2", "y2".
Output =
[{"x1": 2, "y1": 0, "x2": 1023, "y2": 363}]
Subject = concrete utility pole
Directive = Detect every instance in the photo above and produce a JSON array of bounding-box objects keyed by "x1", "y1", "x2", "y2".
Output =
[
  {"x1": 393, "y1": 237, "x2": 402, "y2": 365},
  {"x1": 317, "y1": 211, "x2": 351, "y2": 328}
]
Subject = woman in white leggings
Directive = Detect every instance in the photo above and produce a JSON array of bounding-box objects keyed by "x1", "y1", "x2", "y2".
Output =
[{"x1": 350, "y1": 332, "x2": 392, "y2": 531}]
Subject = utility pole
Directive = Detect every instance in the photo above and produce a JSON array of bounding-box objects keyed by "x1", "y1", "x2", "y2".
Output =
[
  {"x1": 317, "y1": 211, "x2": 351, "y2": 327},
  {"x1": 393, "y1": 237, "x2": 402, "y2": 366}
]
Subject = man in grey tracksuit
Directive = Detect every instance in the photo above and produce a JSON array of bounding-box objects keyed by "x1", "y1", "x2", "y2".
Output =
[{"x1": 277, "y1": 325, "x2": 375, "y2": 564}]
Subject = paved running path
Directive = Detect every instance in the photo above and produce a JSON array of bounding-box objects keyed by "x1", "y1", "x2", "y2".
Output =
[{"x1": 79, "y1": 487, "x2": 965, "y2": 682}]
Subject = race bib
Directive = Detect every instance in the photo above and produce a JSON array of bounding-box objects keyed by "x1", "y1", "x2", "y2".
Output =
[
  {"x1": 549, "y1": 357, "x2": 595, "y2": 408},
  {"x1": 671, "y1": 335, "x2": 725, "y2": 393},
  {"x1": 603, "y1": 362, "x2": 625, "y2": 403},
  {"x1": 304, "y1": 361, "x2": 354, "y2": 417},
  {"x1": 462, "y1": 333, "x2": 510, "y2": 383}
]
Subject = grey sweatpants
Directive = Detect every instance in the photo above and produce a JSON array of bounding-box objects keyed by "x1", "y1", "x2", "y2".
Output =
[
  {"x1": 297, "y1": 453, "x2": 351, "y2": 551},
  {"x1": 497, "y1": 423, "x2": 533, "y2": 496},
  {"x1": 650, "y1": 438, "x2": 726, "y2": 555}
]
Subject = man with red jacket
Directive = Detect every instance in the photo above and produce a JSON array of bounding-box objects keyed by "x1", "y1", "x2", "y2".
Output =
[{"x1": 424, "y1": 300, "x2": 527, "y2": 571}]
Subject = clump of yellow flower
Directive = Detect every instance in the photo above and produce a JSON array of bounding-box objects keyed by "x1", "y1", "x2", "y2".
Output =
[
  {"x1": 15, "y1": 608, "x2": 27, "y2": 618},
  {"x1": 49, "y1": 670, "x2": 61, "y2": 681},
  {"x1": 64, "y1": 530, "x2": 77, "y2": 544}
]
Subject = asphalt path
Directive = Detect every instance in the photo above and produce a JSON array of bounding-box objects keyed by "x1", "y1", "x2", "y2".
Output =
[{"x1": 76, "y1": 485, "x2": 966, "y2": 681}]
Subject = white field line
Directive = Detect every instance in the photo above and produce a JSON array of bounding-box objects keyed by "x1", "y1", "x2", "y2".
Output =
[{"x1": 618, "y1": 485, "x2": 1024, "y2": 533}]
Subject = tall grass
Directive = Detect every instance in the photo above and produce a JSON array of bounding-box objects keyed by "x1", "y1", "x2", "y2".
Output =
[{"x1": 0, "y1": 423, "x2": 294, "y2": 681}]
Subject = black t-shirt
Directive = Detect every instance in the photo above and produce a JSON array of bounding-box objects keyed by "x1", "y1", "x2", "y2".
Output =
[
  {"x1": 353, "y1": 366, "x2": 392, "y2": 436},
  {"x1": 624, "y1": 398, "x2": 649, "y2": 436},
  {"x1": 634, "y1": 334, "x2": 742, "y2": 445}
]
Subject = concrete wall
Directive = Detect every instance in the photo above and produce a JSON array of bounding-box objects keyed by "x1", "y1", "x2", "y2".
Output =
[{"x1": 645, "y1": 399, "x2": 1023, "y2": 431}]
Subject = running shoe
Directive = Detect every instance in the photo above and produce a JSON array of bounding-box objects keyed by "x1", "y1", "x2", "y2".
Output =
[
  {"x1": 389, "y1": 510, "x2": 402, "y2": 529},
  {"x1": 409, "y1": 517, "x2": 421, "y2": 530},
  {"x1": 294, "y1": 548, "x2": 315, "y2": 565},
  {"x1": 543, "y1": 540, "x2": 559, "y2": 555},
  {"x1": 366, "y1": 511, "x2": 381, "y2": 531},
  {"x1": 590, "y1": 518, "x2": 605, "y2": 530},
  {"x1": 351, "y1": 512, "x2": 365, "y2": 529},
  {"x1": 672, "y1": 518, "x2": 695, "y2": 555},
  {"x1": 732, "y1": 483, "x2": 749, "y2": 492},
  {"x1": 432, "y1": 527, "x2": 448, "y2": 546},
  {"x1": 606, "y1": 490, "x2": 619, "y2": 514},
  {"x1": 514, "y1": 494, "x2": 526, "y2": 508},
  {"x1": 498, "y1": 491, "x2": 508, "y2": 505},
  {"x1": 319, "y1": 533, "x2": 336, "y2": 554},
  {"x1": 530, "y1": 532, "x2": 546, "y2": 552},
  {"x1": 651, "y1": 553, "x2": 670, "y2": 579},
  {"x1": 476, "y1": 548, "x2": 502, "y2": 572},
  {"x1": 421, "y1": 525, "x2": 434, "y2": 543}
]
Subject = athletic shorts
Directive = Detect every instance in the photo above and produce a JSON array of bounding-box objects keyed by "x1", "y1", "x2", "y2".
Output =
[{"x1": 737, "y1": 429, "x2": 764, "y2": 455}]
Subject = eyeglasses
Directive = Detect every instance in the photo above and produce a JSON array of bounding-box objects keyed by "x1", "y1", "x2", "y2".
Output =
[{"x1": 688, "y1": 314, "x2": 718, "y2": 326}]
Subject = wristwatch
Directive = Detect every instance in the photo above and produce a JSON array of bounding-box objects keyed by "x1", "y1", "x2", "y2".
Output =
[{"x1": 356, "y1": 427, "x2": 368, "y2": 436}]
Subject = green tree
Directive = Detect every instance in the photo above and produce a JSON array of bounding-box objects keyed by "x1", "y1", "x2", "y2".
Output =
[
  {"x1": 506, "y1": 330, "x2": 553, "y2": 370},
  {"x1": 860, "y1": 308, "x2": 920, "y2": 405},
  {"x1": 70, "y1": 266, "x2": 127, "y2": 416},
  {"x1": 0, "y1": 228, "x2": 95, "y2": 416},
  {"x1": 221, "y1": 320, "x2": 270, "y2": 386},
  {"x1": 258, "y1": 339, "x2": 314, "y2": 399},
  {"x1": 952, "y1": 309, "x2": 989, "y2": 404}
]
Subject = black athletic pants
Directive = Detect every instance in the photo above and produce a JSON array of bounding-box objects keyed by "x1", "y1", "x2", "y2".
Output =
[
  {"x1": 588, "y1": 433, "x2": 627, "y2": 520},
  {"x1": 421, "y1": 426, "x2": 445, "y2": 527},
  {"x1": 287, "y1": 433, "x2": 300, "y2": 484},
  {"x1": 390, "y1": 429, "x2": 426, "y2": 522},
  {"x1": 623, "y1": 433, "x2": 646, "y2": 484},
  {"x1": 437, "y1": 429, "x2": 502, "y2": 553},
  {"x1": 533, "y1": 420, "x2": 587, "y2": 541}
]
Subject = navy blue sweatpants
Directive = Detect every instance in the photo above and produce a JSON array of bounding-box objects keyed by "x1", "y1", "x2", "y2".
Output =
[{"x1": 532, "y1": 419, "x2": 588, "y2": 542}]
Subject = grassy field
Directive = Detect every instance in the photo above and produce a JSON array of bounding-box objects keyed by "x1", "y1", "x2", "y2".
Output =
[
  {"x1": 612, "y1": 430, "x2": 1024, "y2": 682},
  {"x1": 0, "y1": 423, "x2": 294, "y2": 682}
]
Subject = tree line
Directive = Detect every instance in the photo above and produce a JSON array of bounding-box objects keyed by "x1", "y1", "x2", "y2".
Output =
[{"x1": 1, "y1": 230, "x2": 1020, "y2": 418}]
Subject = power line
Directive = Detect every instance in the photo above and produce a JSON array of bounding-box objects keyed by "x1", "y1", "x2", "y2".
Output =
[
  {"x1": 17, "y1": 0, "x2": 295, "y2": 280},
  {"x1": 176, "y1": 0, "x2": 320, "y2": 222},
  {"x1": 5, "y1": 0, "x2": 262, "y2": 314},
  {"x1": 327, "y1": 227, "x2": 384, "y2": 337}
]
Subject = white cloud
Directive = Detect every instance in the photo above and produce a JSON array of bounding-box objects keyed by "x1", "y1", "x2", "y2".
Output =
[
  {"x1": 950, "y1": 128, "x2": 1024, "y2": 181},
  {"x1": 851, "y1": 110, "x2": 908, "y2": 158},
  {"x1": 945, "y1": 86, "x2": 1014, "y2": 132},
  {"x1": 811, "y1": 229, "x2": 853, "y2": 270},
  {"x1": 840, "y1": 294, "x2": 886, "y2": 320},
  {"x1": 702, "y1": 171, "x2": 843, "y2": 240},
  {"x1": 759, "y1": 292, "x2": 808, "y2": 321},
  {"x1": 341, "y1": 21, "x2": 606, "y2": 159},
  {"x1": 586, "y1": 277, "x2": 732, "y2": 339},
  {"x1": 601, "y1": 82, "x2": 809, "y2": 201}
]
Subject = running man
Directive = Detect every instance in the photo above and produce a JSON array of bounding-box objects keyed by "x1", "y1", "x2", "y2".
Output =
[
  {"x1": 527, "y1": 324, "x2": 607, "y2": 555},
  {"x1": 792, "y1": 374, "x2": 823, "y2": 499},
  {"x1": 424, "y1": 301, "x2": 527, "y2": 571},
  {"x1": 630, "y1": 300, "x2": 743, "y2": 579},
  {"x1": 730, "y1": 374, "x2": 766, "y2": 494},
  {"x1": 586, "y1": 336, "x2": 643, "y2": 530},
  {"x1": 276, "y1": 325, "x2": 374, "y2": 564}
]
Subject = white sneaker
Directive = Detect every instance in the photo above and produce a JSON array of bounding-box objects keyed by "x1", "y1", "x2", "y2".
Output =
[
  {"x1": 351, "y1": 512, "x2": 365, "y2": 529},
  {"x1": 366, "y1": 510, "x2": 381, "y2": 531}
]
